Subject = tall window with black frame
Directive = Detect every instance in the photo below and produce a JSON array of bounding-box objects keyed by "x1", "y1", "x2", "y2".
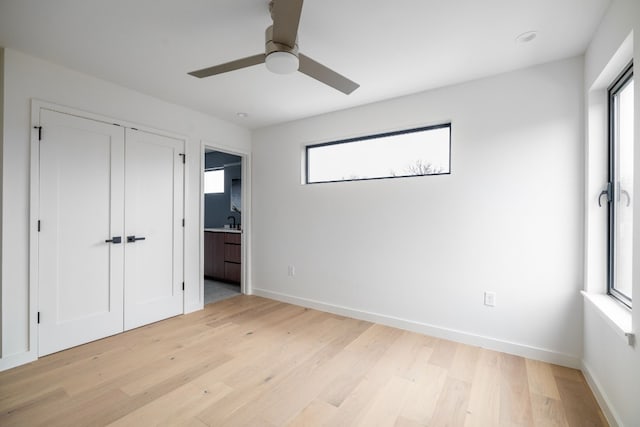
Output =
[{"x1": 605, "y1": 61, "x2": 634, "y2": 307}]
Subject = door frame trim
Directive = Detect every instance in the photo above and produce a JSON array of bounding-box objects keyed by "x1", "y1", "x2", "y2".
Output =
[
  {"x1": 29, "y1": 99, "x2": 188, "y2": 360},
  {"x1": 200, "y1": 140, "x2": 252, "y2": 306}
]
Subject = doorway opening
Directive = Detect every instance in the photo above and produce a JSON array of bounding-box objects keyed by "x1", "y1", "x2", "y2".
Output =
[{"x1": 203, "y1": 148, "x2": 243, "y2": 305}]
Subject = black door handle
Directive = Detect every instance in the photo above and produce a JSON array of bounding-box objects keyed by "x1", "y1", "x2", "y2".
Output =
[
  {"x1": 105, "y1": 236, "x2": 122, "y2": 244},
  {"x1": 127, "y1": 235, "x2": 146, "y2": 243}
]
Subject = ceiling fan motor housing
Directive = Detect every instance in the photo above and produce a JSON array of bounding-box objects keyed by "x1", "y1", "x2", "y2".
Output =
[{"x1": 265, "y1": 25, "x2": 299, "y2": 74}]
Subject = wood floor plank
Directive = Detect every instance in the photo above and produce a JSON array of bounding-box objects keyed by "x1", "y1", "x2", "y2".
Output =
[
  {"x1": 464, "y1": 349, "x2": 501, "y2": 427},
  {"x1": 398, "y1": 364, "x2": 448, "y2": 425},
  {"x1": 399, "y1": 344, "x2": 435, "y2": 385},
  {"x1": 356, "y1": 375, "x2": 412, "y2": 427},
  {"x1": 550, "y1": 364, "x2": 583, "y2": 382},
  {"x1": 195, "y1": 317, "x2": 374, "y2": 426},
  {"x1": 428, "y1": 338, "x2": 458, "y2": 369},
  {"x1": 184, "y1": 418, "x2": 209, "y2": 427},
  {"x1": 324, "y1": 328, "x2": 440, "y2": 426},
  {"x1": 41, "y1": 389, "x2": 131, "y2": 427},
  {"x1": 242, "y1": 324, "x2": 401, "y2": 426},
  {"x1": 394, "y1": 416, "x2": 425, "y2": 427},
  {"x1": 0, "y1": 296, "x2": 607, "y2": 427},
  {"x1": 218, "y1": 312, "x2": 343, "y2": 389},
  {"x1": 42, "y1": 352, "x2": 231, "y2": 426},
  {"x1": 0, "y1": 387, "x2": 69, "y2": 427},
  {"x1": 390, "y1": 332, "x2": 435, "y2": 383},
  {"x1": 526, "y1": 358, "x2": 561, "y2": 399},
  {"x1": 286, "y1": 399, "x2": 338, "y2": 427},
  {"x1": 529, "y1": 393, "x2": 569, "y2": 427},
  {"x1": 323, "y1": 375, "x2": 385, "y2": 426},
  {"x1": 318, "y1": 328, "x2": 414, "y2": 408},
  {"x1": 500, "y1": 353, "x2": 535, "y2": 427},
  {"x1": 429, "y1": 377, "x2": 472, "y2": 427},
  {"x1": 107, "y1": 382, "x2": 232, "y2": 426},
  {"x1": 554, "y1": 376, "x2": 608, "y2": 427},
  {"x1": 449, "y1": 343, "x2": 481, "y2": 383}
]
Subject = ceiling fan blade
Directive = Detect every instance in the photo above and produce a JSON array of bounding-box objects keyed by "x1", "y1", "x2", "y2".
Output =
[
  {"x1": 188, "y1": 54, "x2": 266, "y2": 78},
  {"x1": 298, "y1": 54, "x2": 360, "y2": 95},
  {"x1": 271, "y1": 0, "x2": 303, "y2": 47}
]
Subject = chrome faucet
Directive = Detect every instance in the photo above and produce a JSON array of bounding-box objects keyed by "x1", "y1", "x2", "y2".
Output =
[{"x1": 227, "y1": 215, "x2": 236, "y2": 229}]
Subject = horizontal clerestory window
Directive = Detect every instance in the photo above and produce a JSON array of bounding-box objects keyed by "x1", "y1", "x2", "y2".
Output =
[{"x1": 306, "y1": 123, "x2": 451, "y2": 184}]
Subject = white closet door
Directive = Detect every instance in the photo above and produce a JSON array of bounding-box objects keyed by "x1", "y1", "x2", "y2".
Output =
[
  {"x1": 124, "y1": 129, "x2": 184, "y2": 330},
  {"x1": 38, "y1": 109, "x2": 125, "y2": 356}
]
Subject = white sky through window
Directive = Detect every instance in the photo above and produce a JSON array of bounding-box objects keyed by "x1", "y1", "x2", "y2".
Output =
[
  {"x1": 204, "y1": 169, "x2": 224, "y2": 194},
  {"x1": 307, "y1": 126, "x2": 450, "y2": 183}
]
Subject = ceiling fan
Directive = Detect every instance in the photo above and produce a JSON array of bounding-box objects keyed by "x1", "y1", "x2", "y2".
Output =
[{"x1": 188, "y1": 0, "x2": 359, "y2": 95}]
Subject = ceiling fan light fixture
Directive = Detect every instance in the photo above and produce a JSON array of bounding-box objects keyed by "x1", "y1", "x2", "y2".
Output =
[{"x1": 265, "y1": 51, "x2": 299, "y2": 74}]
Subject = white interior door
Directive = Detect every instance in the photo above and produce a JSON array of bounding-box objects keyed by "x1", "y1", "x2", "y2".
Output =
[
  {"x1": 124, "y1": 129, "x2": 184, "y2": 330},
  {"x1": 38, "y1": 109, "x2": 125, "y2": 356}
]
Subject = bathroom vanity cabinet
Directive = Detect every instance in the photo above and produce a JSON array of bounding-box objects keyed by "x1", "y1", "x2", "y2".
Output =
[{"x1": 204, "y1": 230, "x2": 241, "y2": 284}]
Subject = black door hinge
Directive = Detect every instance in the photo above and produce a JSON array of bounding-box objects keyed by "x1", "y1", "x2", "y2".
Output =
[
  {"x1": 182, "y1": 218, "x2": 185, "y2": 227},
  {"x1": 182, "y1": 282, "x2": 185, "y2": 291},
  {"x1": 37, "y1": 220, "x2": 41, "y2": 232},
  {"x1": 37, "y1": 312, "x2": 40, "y2": 324},
  {"x1": 179, "y1": 153, "x2": 185, "y2": 164},
  {"x1": 34, "y1": 126, "x2": 42, "y2": 141}
]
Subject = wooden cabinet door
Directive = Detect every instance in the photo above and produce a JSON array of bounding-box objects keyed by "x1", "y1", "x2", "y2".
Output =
[
  {"x1": 224, "y1": 243, "x2": 241, "y2": 264},
  {"x1": 204, "y1": 232, "x2": 215, "y2": 277},
  {"x1": 224, "y1": 262, "x2": 241, "y2": 283},
  {"x1": 204, "y1": 232, "x2": 225, "y2": 280}
]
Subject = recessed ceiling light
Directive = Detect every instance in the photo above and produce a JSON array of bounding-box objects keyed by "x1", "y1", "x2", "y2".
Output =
[
  {"x1": 236, "y1": 112, "x2": 248, "y2": 118},
  {"x1": 516, "y1": 31, "x2": 538, "y2": 44}
]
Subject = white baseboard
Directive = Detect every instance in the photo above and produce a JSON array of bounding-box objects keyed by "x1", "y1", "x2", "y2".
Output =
[
  {"x1": 581, "y1": 361, "x2": 621, "y2": 427},
  {"x1": 0, "y1": 351, "x2": 37, "y2": 372},
  {"x1": 252, "y1": 288, "x2": 581, "y2": 369}
]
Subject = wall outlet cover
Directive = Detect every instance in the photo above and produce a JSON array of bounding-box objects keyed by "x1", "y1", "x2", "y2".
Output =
[{"x1": 484, "y1": 291, "x2": 496, "y2": 307}]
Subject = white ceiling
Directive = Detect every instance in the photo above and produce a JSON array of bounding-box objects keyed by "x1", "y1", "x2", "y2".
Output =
[{"x1": 0, "y1": 0, "x2": 611, "y2": 129}]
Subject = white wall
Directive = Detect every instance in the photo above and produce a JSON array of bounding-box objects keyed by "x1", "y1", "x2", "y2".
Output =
[
  {"x1": 583, "y1": 0, "x2": 640, "y2": 425},
  {"x1": 252, "y1": 56, "x2": 585, "y2": 367},
  {"x1": 0, "y1": 48, "x2": 251, "y2": 370}
]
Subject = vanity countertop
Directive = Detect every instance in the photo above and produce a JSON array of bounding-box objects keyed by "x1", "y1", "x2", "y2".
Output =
[{"x1": 204, "y1": 228, "x2": 241, "y2": 234}]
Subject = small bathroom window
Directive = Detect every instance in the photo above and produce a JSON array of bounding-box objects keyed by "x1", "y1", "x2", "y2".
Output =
[{"x1": 204, "y1": 168, "x2": 225, "y2": 194}]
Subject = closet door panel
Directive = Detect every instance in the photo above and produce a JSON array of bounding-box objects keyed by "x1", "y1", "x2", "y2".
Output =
[
  {"x1": 124, "y1": 129, "x2": 184, "y2": 330},
  {"x1": 38, "y1": 109, "x2": 125, "y2": 356}
]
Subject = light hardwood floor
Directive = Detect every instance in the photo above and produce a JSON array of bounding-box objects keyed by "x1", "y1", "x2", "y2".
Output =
[{"x1": 0, "y1": 295, "x2": 607, "y2": 426}]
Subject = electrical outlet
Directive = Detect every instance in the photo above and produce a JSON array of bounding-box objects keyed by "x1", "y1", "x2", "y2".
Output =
[
  {"x1": 484, "y1": 291, "x2": 496, "y2": 307},
  {"x1": 288, "y1": 265, "x2": 295, "y2": 277}
]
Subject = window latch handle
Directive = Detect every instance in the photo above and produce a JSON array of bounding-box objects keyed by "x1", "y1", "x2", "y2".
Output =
[
  {"x1": 598, "y1": 182, "x2": 612, "y2": 207},
  {"x1": 620, "y1": 189, "x2": 631, "y2": 207}
]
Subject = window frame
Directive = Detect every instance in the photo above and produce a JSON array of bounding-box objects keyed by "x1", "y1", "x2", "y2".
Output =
[
  {"x1": 607, "y1": 61, "x2": 634, "y2": 308},
  {"x1": 305, "y1": 123, "x2": 452, "y2": 184}
]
